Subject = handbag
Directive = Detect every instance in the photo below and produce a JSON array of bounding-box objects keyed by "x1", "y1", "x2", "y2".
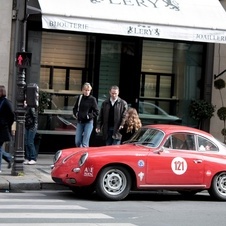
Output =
[{"x1": 73, "y1": 95, "x2": 82, "y2": 118}]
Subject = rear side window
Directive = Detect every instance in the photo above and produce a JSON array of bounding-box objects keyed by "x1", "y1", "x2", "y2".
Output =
[{"x1": 198, "y1": 136, "x2": 219, "y2": 152}]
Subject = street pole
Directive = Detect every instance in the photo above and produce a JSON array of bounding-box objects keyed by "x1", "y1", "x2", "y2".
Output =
[
  {"x1": 11, "y1": 0, "x2": 27, "y2": 176},
  {"x1": 11, "y1": 69, "x2": 26, "y2": 175},
  {"x1": 11, "y1": 0, "x2": 40, "y2": 175}
]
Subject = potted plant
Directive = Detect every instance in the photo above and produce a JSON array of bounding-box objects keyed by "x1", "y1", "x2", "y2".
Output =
[
  {"x1": 214, "y1": 78, "x2": 226, "y2": 143},
  {"x1": 35, "y1": 91, "x2": 51, "y2": 153},
  {"x1": 189, "y1": 99, "x2": 215, "y2": 129}
]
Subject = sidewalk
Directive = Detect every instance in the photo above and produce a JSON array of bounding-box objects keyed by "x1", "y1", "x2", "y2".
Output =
[{"x1": 0, "y1": 154, "x2": 68, "y2": 191}]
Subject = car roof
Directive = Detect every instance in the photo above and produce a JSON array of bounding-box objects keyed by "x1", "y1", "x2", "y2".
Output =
[{"x1": 143, "y1": 124, "x2": 213, "y2": 138}]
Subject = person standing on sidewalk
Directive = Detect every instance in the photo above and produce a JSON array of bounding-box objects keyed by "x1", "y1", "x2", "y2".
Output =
[
  {"x1": 0, "y1": 85, "x2": 15, "y2": 172},
  {"x1": 120, "y1": 107, "x2": 142, "y2": 143},
  {"x1": 24, "y1": 101, "x2": 38, "y2": 165},
  {"x1": 73, "y1": 82, "x2": 99, "y2": 147},
  {"x1": 96, "y1": 85, "x2": 128, "y2": 145}
]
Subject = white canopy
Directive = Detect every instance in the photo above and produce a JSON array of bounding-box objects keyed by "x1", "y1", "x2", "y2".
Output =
[{"x1": 38, "y1": 0, "x2": 226, "y2": 43}]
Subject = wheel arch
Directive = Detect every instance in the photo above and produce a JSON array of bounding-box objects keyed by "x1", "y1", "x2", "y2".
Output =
[
  {"x1": 209, "y1": 170, "x2": 226, "y2": 187},
  {"x1": 95, "y1": 163, "x2": 137, "y2": 189},
  {"x1": 208, "y1": 170, "x2": 226, "y2": 201}
]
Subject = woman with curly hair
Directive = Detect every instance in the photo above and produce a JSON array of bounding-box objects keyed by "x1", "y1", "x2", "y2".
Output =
[{"x1": 120, "y1": 107, "x2": 142, "y2": 143}]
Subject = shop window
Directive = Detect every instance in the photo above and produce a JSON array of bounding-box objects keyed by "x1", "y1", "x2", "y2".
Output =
[
  {"x1": 140, "y1": 40, "x2": 205, "y2": 127},
  {"x1": 140, "y1": 73, "x2": 174, "y2": 99},
  {"x1": 138, "y1": 72, "x2": 179, "y2": 125},
  {"x1": 142, "y1": 41, "x2": 173, "y2": 73},
  {"x1": 38, "y1": 32, "x2": 87, "y2": 135},
  {"x1": 140, "y1": 40, "x2": 177, "y2": 123}
]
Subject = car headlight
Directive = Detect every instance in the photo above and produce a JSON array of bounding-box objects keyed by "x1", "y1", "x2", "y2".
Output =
[
  {"x1": 78, "y1": 152, "x2": 88, "y2": 167},
  {"x1": 53, "y1": 150, "x2": 62, "y2": 164}
]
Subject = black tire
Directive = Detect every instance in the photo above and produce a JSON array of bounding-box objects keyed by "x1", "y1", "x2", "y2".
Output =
[
  {"x1": 96, "y1": 166, "x2": 131, "y2": 201},
  {"x1": 208, "y1": 172, "x2": 226, "y2": 201}
]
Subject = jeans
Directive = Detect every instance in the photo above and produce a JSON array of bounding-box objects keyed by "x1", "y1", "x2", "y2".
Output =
[
  {"x1": 25, "y1": 127, "x2": 37, "y2": 161},
  {"x1": 0, "y1": 142, "x2": 12, "y2": 171},
  {"x1": 106, "y1": 128, "x2": 121, "y2": 145},
  {"x1": 75, "y1": 120, "x2": 93, "y2": 147}
]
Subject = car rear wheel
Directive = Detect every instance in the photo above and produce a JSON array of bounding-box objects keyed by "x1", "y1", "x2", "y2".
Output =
[
  {"x1": 96, "y1": 166, "x2": 131, "y2": 201},
  {"x1": 209, "y1": 172, "x2": 226, "y2": 201}
]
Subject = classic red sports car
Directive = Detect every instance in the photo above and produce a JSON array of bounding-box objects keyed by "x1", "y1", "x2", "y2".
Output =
[{"x1": 51, "y1": 124, "x2": 226, "y2": 201}]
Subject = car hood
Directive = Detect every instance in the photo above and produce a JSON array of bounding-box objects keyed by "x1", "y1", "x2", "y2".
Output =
[{"x1": 61, "y1": 143, "x2": 150, "y2": 157}]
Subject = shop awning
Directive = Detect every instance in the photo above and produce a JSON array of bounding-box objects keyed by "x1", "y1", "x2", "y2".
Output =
[{"x1": 38, "y1": 0, "x2": 226, "y2": 44}]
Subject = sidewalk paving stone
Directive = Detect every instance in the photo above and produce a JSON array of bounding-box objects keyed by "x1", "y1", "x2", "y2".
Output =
[{"x1": 0, "y1": 154, "x2": 68, "y2": 191}]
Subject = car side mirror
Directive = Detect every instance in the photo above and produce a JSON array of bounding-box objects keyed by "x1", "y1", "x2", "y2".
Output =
[{"x1": 153, "y1": 147, "x2": 165, "y2": 154}]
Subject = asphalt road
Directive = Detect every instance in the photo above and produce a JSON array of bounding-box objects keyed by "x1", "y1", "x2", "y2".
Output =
[{"x1": 0, "y1": 190, "x2": 226, "y2": 226}]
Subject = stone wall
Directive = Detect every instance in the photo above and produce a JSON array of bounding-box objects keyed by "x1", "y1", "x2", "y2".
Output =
[
  {"x1": 0, "y1": 1, "x2": 13, "y2": 94},
  {"x1": 210, "y1": 0, "x2": 226, "y2": 141}
]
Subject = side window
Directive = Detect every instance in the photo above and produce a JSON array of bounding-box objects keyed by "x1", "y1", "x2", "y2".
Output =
[
  {"x1": 198, "y1": 136, "x2": 219, "y2": 152},
  {"x1": 172, "y1": 134, "x2": 184, "y2": 149},
  {"x1": 164, "y1": 136, "x2": 172, "y2": 148},
  {"x1": 164, "y1": 133, "x2": 195, "y2": 150},
  {"x1": 185, "y1": 134, "x2": 196, "y2": 150}
]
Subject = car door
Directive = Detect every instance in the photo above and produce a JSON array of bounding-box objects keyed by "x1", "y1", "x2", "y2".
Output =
[{"x1": 145, "y1": 133, "x2": 204, "y2": 185}]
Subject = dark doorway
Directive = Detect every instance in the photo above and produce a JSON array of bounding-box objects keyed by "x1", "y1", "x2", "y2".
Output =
[{"x1": 96, "y1": 38, "x2": 141, "y2": 108}]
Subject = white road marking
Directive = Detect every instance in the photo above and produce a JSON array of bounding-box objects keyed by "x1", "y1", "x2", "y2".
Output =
[
  {"x1": 0, "y1": 213, "x2": 113, "y2": 219},
  {"x1": 0, "y1": 205, "x2": 86, "y2": 209},
  {"x1": 0, "y1": 199, "x2": 64, "y2": 202},
  {"x1": 0, "y1": 224, "x2": 137, "y2": 226},
  {"x1": 0, "y1": 192, "x2": 138, "y2": 226}
]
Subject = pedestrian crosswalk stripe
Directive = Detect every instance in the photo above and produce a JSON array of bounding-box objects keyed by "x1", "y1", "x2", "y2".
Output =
[
  {"x1": 0, "y1": 224, "x2": 137, "y2": 226},
  {"x1": 0, "y1": 213, "x2": 113, "y2": 219},
  {"x1": 0, "y1": 193, "x2": 138, "y2": 226},
  {"x1": 0, "y1": 199, "x2": 64, "y2": 202},
  {"x1": 0, "y1": 193, "x2": 46, "y2": 197},
  {"x1": 1, "y1": 205, "x2": 87, "y2": 209}
]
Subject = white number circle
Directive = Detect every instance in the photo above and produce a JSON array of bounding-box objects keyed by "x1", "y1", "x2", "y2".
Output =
[{"x1": 171, "y1": 157, "x2": 187, "y2": 175}]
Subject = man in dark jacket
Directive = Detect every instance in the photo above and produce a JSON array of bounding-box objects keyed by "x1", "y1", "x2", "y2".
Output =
[
  {"x1": 96, "y1": 85, "x2": 128, "y2": 145},
  {"x1": 0, "y1": 85, "x2": 15, "y2": 172}
]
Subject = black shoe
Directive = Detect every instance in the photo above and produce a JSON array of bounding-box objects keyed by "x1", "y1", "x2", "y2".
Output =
[{"x1": 7, "y1": 161, "x2": 11, "y2": 169}]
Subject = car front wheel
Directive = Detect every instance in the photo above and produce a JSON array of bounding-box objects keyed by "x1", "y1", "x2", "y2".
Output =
[
  {"x1": 209, "y1": 172, "x2": 226, "y2": 201},
  {"x1": 96, "y1": 166, "x2": 131, "y2": 201}
]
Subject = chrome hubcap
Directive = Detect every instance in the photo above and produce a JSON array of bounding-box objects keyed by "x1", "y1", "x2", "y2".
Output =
[{"x1": 102, "y1": 169, "x2": 127, "y2": 195}]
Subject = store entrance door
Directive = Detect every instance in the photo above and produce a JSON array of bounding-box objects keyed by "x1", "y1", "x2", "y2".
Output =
[{"x1": 97, "y1": 38, "x2": 141, "y2": 108}]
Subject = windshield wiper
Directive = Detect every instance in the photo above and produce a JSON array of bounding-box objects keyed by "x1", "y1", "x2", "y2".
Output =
[{"x1": 132, "y1": 141, "x2": 155, "y2": 146}]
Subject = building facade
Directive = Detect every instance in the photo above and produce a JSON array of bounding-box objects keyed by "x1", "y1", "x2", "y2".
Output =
[
  {"x1": 1, "y1": 0, "x2": 226, "y2": 153},
  {"x1": 0, "y1": 1, "x2": 14, "y2": 98},
  {"x1": 211, "y1": 1, "x2": 226, "y2": 142}
]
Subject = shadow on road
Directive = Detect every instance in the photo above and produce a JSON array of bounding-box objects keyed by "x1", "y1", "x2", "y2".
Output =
[{"x1": 56, "y1": 190, "x2": 215, "y2": 202}]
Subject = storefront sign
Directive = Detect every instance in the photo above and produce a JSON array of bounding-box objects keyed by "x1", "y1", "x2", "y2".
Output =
[{"x1": 39, "y1": 0, "x2": 226, "y2": 44}]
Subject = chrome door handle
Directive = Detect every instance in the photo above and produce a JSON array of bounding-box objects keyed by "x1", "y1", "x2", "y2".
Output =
[{"x1": 193, "y1": 159, "x2": 202, "y2": 163}]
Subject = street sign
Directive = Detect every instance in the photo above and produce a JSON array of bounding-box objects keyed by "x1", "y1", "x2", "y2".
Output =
[{"x1": 16, "y1": 52, "x2": 32, "y2": 68}]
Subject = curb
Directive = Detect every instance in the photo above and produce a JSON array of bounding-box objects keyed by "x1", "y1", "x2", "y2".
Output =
[
  {"x1": 0, "y1": 178, "x2": 69, "y2": 191},
  {"x1": 0, "y1": 154, "x2": 69, "y2": 192}
]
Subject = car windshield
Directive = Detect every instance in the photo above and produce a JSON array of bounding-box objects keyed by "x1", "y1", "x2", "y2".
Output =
[{"x1": 128, "y1": 128, "x2": 164, "y2": 147}]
